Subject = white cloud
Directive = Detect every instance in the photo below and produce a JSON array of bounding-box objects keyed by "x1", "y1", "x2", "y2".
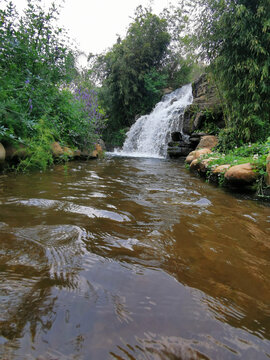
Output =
[{"x1": 11, "y1": 0, "x2": 174, "y2": 56}]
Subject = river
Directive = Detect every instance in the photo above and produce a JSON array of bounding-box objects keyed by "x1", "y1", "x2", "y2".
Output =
[{"x1": 1, "y1": 157, "x2": 270, "y2": 359}]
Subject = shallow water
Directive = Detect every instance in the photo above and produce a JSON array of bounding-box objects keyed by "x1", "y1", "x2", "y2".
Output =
[{"x1": 0, "y1": 157, "x2": 270, "y2": 360}]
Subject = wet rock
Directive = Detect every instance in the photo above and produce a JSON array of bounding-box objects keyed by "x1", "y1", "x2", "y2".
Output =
[
  {"x1": 196, "y1": 135, "x2": 218, "y2": 150},
  {"x1": 225, "y1": 163, "x2": 258, "y2": 185},
  {"x1": 188, "y1": 132, "x2": 208, "y2": 147},
  {"x1": 182, "y1": 105, "x2": 196, "y2": 135},
  {"x1": 171, "y1": 132, "x2": 182, "y2": 142},
  {"x1": 185, "y1": 148, "x2": 212, "y2": 164},
  {"x1": 168, "y1": 146, "x2": 192, "y2": 158},
  {"x1": 0, "y1": 143, "x2": 6, "y2": 162},
  {"x1": 50, "y1": 142, "x2": 63, "y2": 157},
  {"x1": 167, "y1": 132, "x2": 193, "y2": 158}
]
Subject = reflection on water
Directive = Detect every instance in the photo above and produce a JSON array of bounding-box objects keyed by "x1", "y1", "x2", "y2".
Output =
[{"x1": 0, "y1": 157, "x2": 270, "y2": 359}]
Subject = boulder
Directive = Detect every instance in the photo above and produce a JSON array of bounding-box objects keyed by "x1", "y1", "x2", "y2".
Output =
[
  {"x1": 0, "y1": 143, "x2": 6, "y2": 162},
  {"x1": 225, "y1": 163, "x2": 258, "y2": 185},
  {"x1": 63, "y1": 146, "x2": 74, "y2": 157},
  {"x1": 212, "y1": 164, "x2": 230, "y2": 174},
  {"x1": 186, "y1": 152, "x2": 196, "y2": 164},
  {"x1": 51, "y1": 142, "x2": 63, "y2": 157},
  {"x1": 190, "y1": 159, "x2": 200, "y2": 171},
  {"x1": 190, "y1": 157, "x2": 218, "y2": 174},
  {"x1": 266, "y1": 154, "x2": 270, "y2": 186},
  {"x1": 196, "y1": 135, "x2": 218, "y2": 150},
  {"x1": 185, "y1": 148, "x2": 212, "y2": 164}
]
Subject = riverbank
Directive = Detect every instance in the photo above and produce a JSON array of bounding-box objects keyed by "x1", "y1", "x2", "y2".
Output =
[
  {"x1": 185, "y1": 135, "x2": 270, "y2": 199},
  {"x1": 0, "y1": 141, "x2": 105, "y2": 173}
]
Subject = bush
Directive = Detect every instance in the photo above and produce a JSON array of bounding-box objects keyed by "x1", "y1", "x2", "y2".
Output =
[{"x1": 0, "y1": 0, "x2": 106, "y2": 171}]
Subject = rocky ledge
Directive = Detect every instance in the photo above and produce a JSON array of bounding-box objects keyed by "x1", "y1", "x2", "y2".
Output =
[{"x1": 167, "y1": 73, "x2": 224, "y2": 158}]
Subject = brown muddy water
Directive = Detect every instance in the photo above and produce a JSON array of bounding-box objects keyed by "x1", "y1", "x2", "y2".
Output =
[{"x1": 0, "y1": 156, "x2": 270, "y2": 360}]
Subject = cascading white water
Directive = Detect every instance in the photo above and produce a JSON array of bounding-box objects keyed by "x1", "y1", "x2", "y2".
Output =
[{"x1": 114, "y1": 83, "x2": 193, "y2": 158}]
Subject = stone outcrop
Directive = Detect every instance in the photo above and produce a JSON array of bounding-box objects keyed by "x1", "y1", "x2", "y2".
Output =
[
  {"x1": 167, "y1": 132, "x2": 193, "y2": 158},
  {"x1": 167, "y1": 73, "x2": 223, "y2": 158},
  {"x1": 192, "y1": 73, "x2": 221, "y2": 109},
  {"x1": 51, "y1": 142, "x2": 64, "y2": 157},
  {"x1": 167, "y1": 132, "x2": 214, "y2": 159},
  {"x1": 182, "y1": 73, "x2": 224, "y2": 135},
  {"x1": 196, "y1": 135, "x2": 218, "y2": 150},
  {"x1": 190, "y1": 157, "x2": 219, "y2": 174},
  {"x1": 225, "y1": 163, "x2": 258, "y2": 185},
  {"x1": 212, "y1": 164, "x2": 230, "y2": 174},
  {"x1": 185, "y1": 148, "x2": 212, "y2": 164}
]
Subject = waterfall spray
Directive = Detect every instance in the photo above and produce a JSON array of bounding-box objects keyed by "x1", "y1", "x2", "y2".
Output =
[{"x1": 114, "y1": 84, "x2": 193, "y2": 158}]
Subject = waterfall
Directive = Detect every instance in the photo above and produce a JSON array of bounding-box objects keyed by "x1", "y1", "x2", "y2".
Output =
[{"x1": 114, "y1": 83, "x2": 193, "y2": 158}]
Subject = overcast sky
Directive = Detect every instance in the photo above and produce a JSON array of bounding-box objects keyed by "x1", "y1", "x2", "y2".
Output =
[{"x1": 11, "y1": 0, "x2": 179, "y2": 59}]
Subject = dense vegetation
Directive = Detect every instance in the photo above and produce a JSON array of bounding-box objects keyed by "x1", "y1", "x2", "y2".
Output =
[
  {"x1": 90, "y1": 5, "x2": 199, "y2": 146},
  {"x1": 195, "y1": 0, "x2": 270, "y2": 150},
  {"x1": 0, "y1": 0, "x2": 105, "y2": 171},
  {"x1": 1, "y1": 0, "x2": 269, "y2": 179}
]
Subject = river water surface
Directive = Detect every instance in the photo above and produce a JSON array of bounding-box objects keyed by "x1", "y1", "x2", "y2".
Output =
[{"x1": 1, "y1": 157, "x2": 270, "y2": 360}]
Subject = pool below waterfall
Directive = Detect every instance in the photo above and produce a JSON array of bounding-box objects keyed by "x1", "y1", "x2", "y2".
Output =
[{"x1": 1, "y1": 156, "x2": 270, "y2": 359}]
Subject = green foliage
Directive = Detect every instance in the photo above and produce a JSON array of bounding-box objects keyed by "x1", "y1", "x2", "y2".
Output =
[
  {"x1": 195, "y1": 0, "x2": 270, "y2": 148},
  {"x1": 17, "y1": 119, "x2": 54, "y2": 172},
  {"x1": 0, "y1": 0, "x2": 105, "y2": 171},
  {"x1": 203, "y1": 138, "x2": 270, "y2": 183},
  {"x1": 91, "y1": 5, "x2": 197, "y2": 145}
]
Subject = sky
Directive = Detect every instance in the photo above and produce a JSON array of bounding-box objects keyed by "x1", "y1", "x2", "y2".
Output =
[{"x1": 10, "y1": 0, "x2": 178, "y2": 65}]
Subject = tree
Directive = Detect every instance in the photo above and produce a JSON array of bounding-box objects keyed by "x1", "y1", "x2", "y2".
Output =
[
  {"x1": 0, "y1": 0, "x2": 105, "y2": 170},
  {"x1": 195, "y1": 0, "x2": 270, "y2": 148},
  {"x1": 91, "y1": 5, "x2": 194, "y2": 145}
]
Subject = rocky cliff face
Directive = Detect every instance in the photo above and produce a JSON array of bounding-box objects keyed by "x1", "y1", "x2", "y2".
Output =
[
  {"x1": 182, "y1": 73, "x2": 224, "y2": 135},
  {"x1": 167, "y1": 73, "x2": 224, "y2": 158}
]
